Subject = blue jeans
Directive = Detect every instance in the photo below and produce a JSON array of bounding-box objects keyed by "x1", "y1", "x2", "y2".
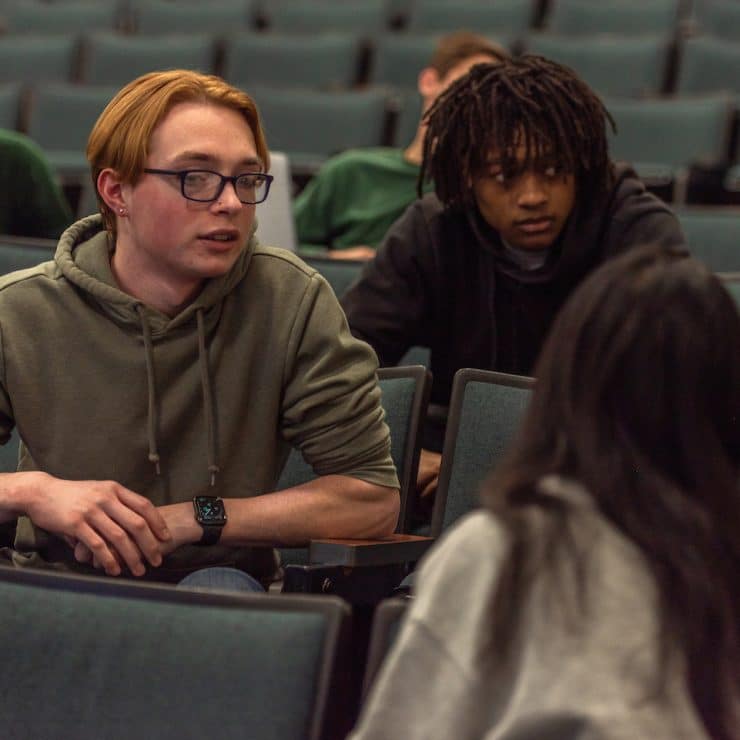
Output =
[{"x1": 178, "y1": 566, "x2": 265, "y2": 593}]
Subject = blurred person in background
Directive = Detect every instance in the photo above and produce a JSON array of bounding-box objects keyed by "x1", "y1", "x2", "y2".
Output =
[
  {"x1": 0, "y1": 128, "x2": 72, "y2": 238},
  {"x1": 294, "y1": 31, "x2": 507, "y2": 260}
]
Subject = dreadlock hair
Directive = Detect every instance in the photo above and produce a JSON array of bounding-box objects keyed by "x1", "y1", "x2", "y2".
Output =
[{"x1": 420, "y1": 55, "x2": 615, "y2": 211}]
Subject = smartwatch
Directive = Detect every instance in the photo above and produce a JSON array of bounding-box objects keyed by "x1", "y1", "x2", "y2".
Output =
[{"x1": 192, "y1": 495, "x2": 227, "y2": 546}]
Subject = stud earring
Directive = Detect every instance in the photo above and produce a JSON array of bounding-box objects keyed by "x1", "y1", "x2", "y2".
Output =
[{"x1": 118, "y1": 207, "x2": 127, "y2": 216}]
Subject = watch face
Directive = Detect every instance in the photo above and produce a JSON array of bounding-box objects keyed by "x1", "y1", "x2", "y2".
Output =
[{"x1": 194, "y1": 496, "x2": 227, "y2": 525}]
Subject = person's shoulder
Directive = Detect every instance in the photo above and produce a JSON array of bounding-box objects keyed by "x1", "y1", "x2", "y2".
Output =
[
  {"x1": 249, "y1": 244, "x2": 331, "y2": 292},
  {"x1": 0, "y1": 128, "x2": 49, "y2": 165},
  {"x1": 0, "y1": 261, "x2": 62, "y2": 314},
  {"x1": 251, "y1": 244, "x2": 317, "y2": 276},
  {"x1": 608, "y1": 162, "x2": 668, "y2": 207},
  {"x1": 317, "y1": 147, "x2": 405, "y2": 176},
  {"x1": 410, "y1": 511, "x2": 509, "y2": 650},
  {"x1": 416, "y1": 510, "x2": 508, "y2": 591}
]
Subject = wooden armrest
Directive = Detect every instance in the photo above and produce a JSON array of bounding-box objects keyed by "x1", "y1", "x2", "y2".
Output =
[{"x1": 309, "y1": 534, "x2": 434, "y2": 567}]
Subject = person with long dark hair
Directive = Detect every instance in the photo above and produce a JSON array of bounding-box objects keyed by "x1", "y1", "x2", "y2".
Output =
[{"x1": 352, "y1": 244, "x2": 740, "y2": 740}]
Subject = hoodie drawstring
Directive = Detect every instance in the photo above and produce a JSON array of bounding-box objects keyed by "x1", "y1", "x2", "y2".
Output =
[
  {"x1": 197, "y1": 308, "x2": 220, "y2": 488},
  {"x1": 135, "y1": 305, "x2": 220, "y2": 487},
  {"x1": 136, "y1": 304, "x2": 161, "y2": 476}
]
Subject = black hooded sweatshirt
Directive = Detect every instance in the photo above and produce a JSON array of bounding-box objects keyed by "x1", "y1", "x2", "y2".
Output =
[{"x1": 341, "y1": 164, "x2": 686, "y2": 448}]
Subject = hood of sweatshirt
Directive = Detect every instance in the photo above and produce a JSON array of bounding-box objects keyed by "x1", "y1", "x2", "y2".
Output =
[
  {"x1": 55, "y1": 214, "x2": 258, "y2": 334},
  {"x1": 54, "y1": 214, "x2": 259, "y2": 484},
  {"x1": 462, "y1": 162, "x2": 674, "y2": 286}
]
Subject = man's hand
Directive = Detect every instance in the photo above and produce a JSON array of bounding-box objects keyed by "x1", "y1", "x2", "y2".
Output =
[
  {"x1": 416, "y1": 449, "x2": 442, "y2": 505},
  {"x1": 24, "y1": 475, "x2": 171, "y2": 577},
  {"x1": 328, "y1": 246, "x2": 376, "y2": 261}
]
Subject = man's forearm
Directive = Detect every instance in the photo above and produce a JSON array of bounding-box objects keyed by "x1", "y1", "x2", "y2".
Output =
[{"x1": 162, "y1": 475, "x2": 400, "y2": 549}]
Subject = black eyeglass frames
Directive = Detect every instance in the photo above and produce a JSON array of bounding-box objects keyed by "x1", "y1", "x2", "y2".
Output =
[{"x1": 142, "y1": 168, "x2": 273, "y2": 205}]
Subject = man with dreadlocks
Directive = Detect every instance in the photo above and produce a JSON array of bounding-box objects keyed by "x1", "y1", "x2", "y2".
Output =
[{"x1": 341, "y1": 56, "x2": 686, "y2": 505}]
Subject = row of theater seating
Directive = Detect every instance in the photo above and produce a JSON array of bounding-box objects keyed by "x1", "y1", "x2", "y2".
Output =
[
  {"x1": 2, "y1": 215, "x2": 740, "y2": 303},
  {"x1": 2, "y1": 215, "x2": 740, "y2": 737},
  {"x1": 1, "y1": 30, "x2": 738, "y2": 97},
  {"x1": 0, "y1": 547, "x2": 408, "y2": 740},
  {"x1": 1, "y1": 79, "x2": 737, "y2": 204},
  {"x1": 1, "y1": 0, "x2": 737, "y2": 39}
]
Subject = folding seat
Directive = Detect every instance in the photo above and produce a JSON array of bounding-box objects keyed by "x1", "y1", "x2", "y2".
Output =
[
  {"x1": 524, "y1": 33, "x2": 669, "y2": 97},
  {"x1": 0, "y1": 35, "x2": 78, "y2": 84},
  {"x1": 251, "y1": 86, "x2": 389, "y2": 173},
  {"x1": 0, "y1": 82, "x2": 21, "y2": 130},
  {"x1": 0, "y1": 566, "x2": 349, "y2": 740},
  {"x1": 80, "y1": 31, "x2": 216, "y2": 85},
  {"x1": 430, "y1": 368, "x2": 534, "y2": 538},
  {"x1": 694, "y1": 0, "x2": 740, "y2": 42},
  {"x1": 4, "y1": 0, "x2": 120, "y2": 34},
  {"x1": 0, "y1": 235, "x2": 56, "y2": 275},
  {"x1": 547, "y1": 0, "x2": 680, "y2": 35},
  {"x1": 362, "y1": 597, "x2": 409, "y2": 698},
  {"x1": 223, "y1": 32, "x2": 361, "y2": 90},
  {"x1": 389, "y1": 89, "x2": 422, "y2": 147},
  {"x1": 605, "y1": 94, "x2": 736, "y2": 202},
  {"x1": 26, "y1": 83, "x2": 119, "y2": 180},
  {"x1": 406, "y1": 0, "x2": 534, "y2": 36},
  {"x1": 676, "y1": 206, "x2": 740, "y2": 273},
  {"x1": 675, "y1": 36, "x2": 740, "y2": 95},
  {"x1": 264, "y1": 0, "x2": 389, "y2": 34},
  {"x1": 368, "y1": 33, "x2": 439, "y2": 90},
  {"x1": 134, "y1": 0, "x2": 253, "y2": 35}
]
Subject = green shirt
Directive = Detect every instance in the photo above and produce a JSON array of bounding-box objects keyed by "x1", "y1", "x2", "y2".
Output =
[
  {"x1": 294, "y1": 147, "x2": 433, "y2": 251},
  {"x1": 0, "y1": 129, "x2": 72, "y2": 238}
]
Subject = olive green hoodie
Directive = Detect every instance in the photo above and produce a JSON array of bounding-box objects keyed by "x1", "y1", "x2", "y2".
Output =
[{"x1": 0, "y1": 215, "x2": 397, "y2": 579}]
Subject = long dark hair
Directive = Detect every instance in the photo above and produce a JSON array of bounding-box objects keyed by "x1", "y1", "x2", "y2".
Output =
[
  {"x1": 483, "y1": 245, "x2": 740, "y2": 740},
  {"x1": 420, "y1": 55, "x2": 615, "y2": 211}
]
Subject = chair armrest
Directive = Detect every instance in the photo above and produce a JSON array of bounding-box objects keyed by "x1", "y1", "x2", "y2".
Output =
[{"x1": 309, "y1": 534, "x2": 434, "y2": 567}]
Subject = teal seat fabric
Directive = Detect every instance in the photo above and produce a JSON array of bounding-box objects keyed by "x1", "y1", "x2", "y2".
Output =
[
  {"x1": 224, "y1": 32, "x2": 361, "y2": 90},
  {"x1": 252, "y1": 87, "x2": 389, "y2": 172},
  {"x1": 0, "y1": 567, "x2": 348, "y2": 740},
  {"x1": 0, "y1": 35, "x2": 78, "y2": 84},
  {"x1": 362, "y1": 596, "x2": 408, "y2": 697},
  {"x1": 0, "y1": 428, "x2": 21, "y2": 474},
  {"x1": 407, "y1": 0, "x2": 534, "y2": 35},
  {"x1": 547, "y1": 0, "x2": 680, "y2": 35},
  {"x1": 4, "y1": 0, "x2": 120, "y2": 34},
  {"x1": 266, "y1": 0, "x2": 389, "y2": 34},
  {"x1": 390, "y1": 89, "x2": 422, "y2": 147},
  {"x1": 0, "y1": 237, "x2": 55, "y2": 275},
  {"x1": 606, "y1": 95, "x2": 735, "y2": 198},
  {"x1": 524, "y1": 33, "x2": 669, "y2": 97},
  {"x1": 431, "y1": 369, "x2": 533, "y2": 537},
  {"x1": 135, "y1": 0, "x2": 253, "y2": 34},
  {"x1": 676, "y1": 207, "x2": 740, "y2": 273},
  {"x1": 696, "y1": 0, "x2": 740, "y2": 42},
  {"x1": 0, "y1": 82, "x2": 21, "y2": 130},
  {"x1": 368, "y1": 34, "x2": 440, "y2": 89},
  {"x1": 81, "y1": 31, "x2": 216, "y2": 85},
  {"x1": 27, "y1": 84, "x2": 119, "y2": 179},
  {"x1": 676, "y1": 36, "x2": 740, "y2": 95}
]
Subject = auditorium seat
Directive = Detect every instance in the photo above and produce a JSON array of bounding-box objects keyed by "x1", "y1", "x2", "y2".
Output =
[{"x1": 223, "y1": 32, "x2": 361, "y2": 90}]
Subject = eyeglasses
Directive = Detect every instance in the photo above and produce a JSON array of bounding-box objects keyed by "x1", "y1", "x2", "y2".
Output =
[{"x1": 143, "y1": 168, "x2": 273, "y2": 204}]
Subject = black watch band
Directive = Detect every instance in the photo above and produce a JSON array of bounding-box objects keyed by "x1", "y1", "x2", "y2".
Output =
[
  {"x1": 193, "y1": 495, "x2": 227, "y2": 547},
  {"x1": 197, "y1": 524, "x2": 223, "y2": 547}
]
